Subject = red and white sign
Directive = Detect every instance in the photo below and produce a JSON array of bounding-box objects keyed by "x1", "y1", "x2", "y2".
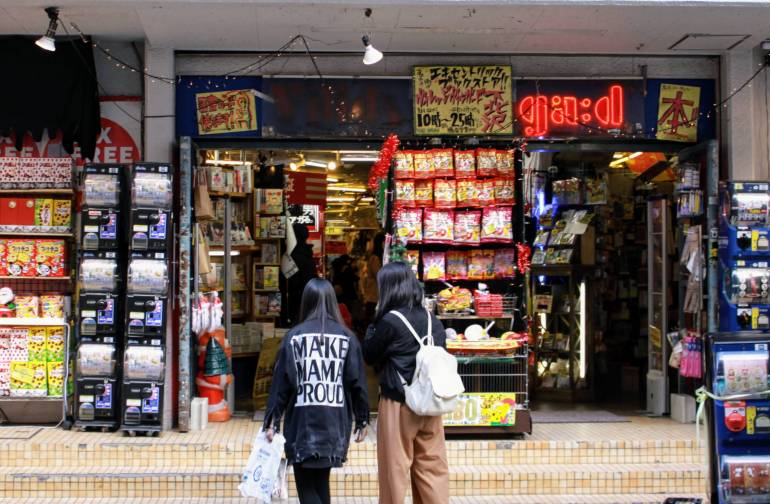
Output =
[
  {"x1": 285, "y1": 172, "x2": 327, "y2": 206},
  {"x1": 0, "y1": 97, "x2": 142, "y2": 165}
]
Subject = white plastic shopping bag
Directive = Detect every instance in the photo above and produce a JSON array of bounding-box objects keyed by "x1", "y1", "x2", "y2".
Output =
[{"x1": 239, "y1": 430, "x2": 286, "y2": 501}]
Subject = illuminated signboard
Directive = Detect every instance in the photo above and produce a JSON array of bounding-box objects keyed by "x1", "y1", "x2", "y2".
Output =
[{"x1": 515, "y1": 80, "x2": 645, "y2": 138}]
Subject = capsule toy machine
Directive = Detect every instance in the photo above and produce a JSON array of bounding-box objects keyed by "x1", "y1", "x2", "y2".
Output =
[
  {"x1": 74, "y1": 252, "x2": 123, "y2": 430},
  {"x1": 707, "y1": 332, "x2": 770, "y2": 503},
  {"x1": 128, "y1": 163, "x2": 173, "y2": 252},
  {"x1": 81, "y1": 164, "x2": 124, "y2": 251}
]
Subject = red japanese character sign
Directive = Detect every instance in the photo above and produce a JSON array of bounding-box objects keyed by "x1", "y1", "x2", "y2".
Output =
[
  {"x1": 656, "y1": 83, "x2": 700, "y2": 143},
  {"x1": 195, "y1": 89, "x2": 257, "y2": 135},
  {"x1": 413, "y1": 66, "x2": 513, "y2": 136}
]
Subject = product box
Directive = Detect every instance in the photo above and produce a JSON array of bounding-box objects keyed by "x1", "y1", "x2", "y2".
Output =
[
  {"x1": 35, "y1": 239, "x2": 66, "y2": 277},
  {"x1": 34, "y1": 199, "x2": 53, "y2": 227},
  {"x1": 40, "y1": 295, "x2": 65, "y2": 319},
  {"x1": 256, "y1": 189, "x2": 283, "y2": 214},
  {"x1": 9, "y1": 329, "x2": 28, "y2": 362},
  {"x1": 14, "y1": 296, "x2": 40, "y2": 318},
  {"x1": 27, "y1": 328, "x2": 47, "y2": 362},
  {"x1": 0, "y1": 362, "x2": 9, "y2": 396},
  {"x1": 46, "y1": 361, "x2": 64, "y2": 397},
  {"x1": 5, "y1": 240, "x2": 36, "y2": 277},
  {"x1": 260, "y1": 243, "x2": 278, "y2": 264},
  {"x1": 45, "y1": 327, "x2": 65, "y2": 362},
  {"x1": 260, "y1": 216, "x2": 286, "y2": 238},
  {"x1": 52, "y1": 200, "x2": 72, "y2": 228},
  {"x1": 10, "y1": 361, "x2": 47, "y2": 397},
  {"x1": 0, "y1": 329, "x2": 9, "y2": 363},
  {"x1": 263, "y1": 266, "x2": 279, "y2": 290}
]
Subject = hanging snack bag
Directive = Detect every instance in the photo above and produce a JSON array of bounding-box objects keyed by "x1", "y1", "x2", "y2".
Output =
[
  {"x1": 494, "y1": 178, "x2": 516, "y2": 205},
  {"x1": 434, "y1": 179, "x2": 457, "y2": 208},
  {"x1": 422, "y1": 252, "x2": 446, "y2": 281},
  {"x1": 481, "y1": 206, "x2": 513, "y2": 243},
  {"x1": 6, "y1": 240, "x2": 36, "y2": 277},
  {"x1": 454, "y1": 211, "x2": 481, "y2": 245},
  {"x1": 477, "y1": 179, "x2": 496, "y2": 207},
  {"x1": 468, "y1": 250, "x2": 496, "y2": 280},
  {"x1": 476, "y1": 148, "x2": 498, "y2": 177},
  {"x1": 496, "y1": 150, "x2": 515, "y2": 177},
  {"x1": 446, "y1": 250, "x2": 469, "y2": 280},
  {"x1": 414, "y1": 179, "x2": 434, "y2": 207},
  {"x1": 454, "y1": 150, "x2": 476, "y2": 179},
  {"x1": 35, "y1": 240, "x2": 66, "y2": 277},
  {"x1": 423, "y1": 209, "x2": 454, "y2": 244},
  {"x1": 413, "y1": 151, "x2": 435, "y2": 179},
  {"x1": 396, "y1": 208, "x2": 423, "y2": 243},
  {"x1": 395, "y1": 180, "x2": 416, "y2": 208},
  {"x1": 404, "y1": 250, "x2": 420, "y2": 277},
  {"x1": 457, "y1": 179, "x2": 479, "y2": 207},
  {"x1": 432, "y1": 149, "x2": 454, "y2": 178},
  {"x1": 394, "y1": 151, "x2": 415, "y2": 179},
  {"x1": 494, "y1": 249, "x2": 516, "y2": 278}
]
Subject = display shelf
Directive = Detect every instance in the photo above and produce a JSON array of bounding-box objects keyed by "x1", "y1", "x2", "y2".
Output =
[
  {"x1": 208, "y1": 191, "x2": 248, "y2": 199},
  {"x1": 0, "y1": 231, "x2": 73, "y2": 238},
  {"x1": 0, "y1": 396, "x2": 64, "y2": 402},
  {"x1": 209, "y1": 244, "x2": 260, "y2": 252},
  {"x1": 0, "y1": 276, "x2": 71, "y2": 281},
  {"x1": 438, "y1": 314, "x2": 514, "y2": 320},
  {"x1": 0, "y1": 317, "x2": 67, "y2": 326},
  {"x1": 0, "y1": 188, "x2": 73, "y2": 195}
]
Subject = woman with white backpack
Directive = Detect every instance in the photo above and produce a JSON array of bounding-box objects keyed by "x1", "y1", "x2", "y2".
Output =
[{"x1": 363, "y1": 262, "x2": 457, "y2": 504}]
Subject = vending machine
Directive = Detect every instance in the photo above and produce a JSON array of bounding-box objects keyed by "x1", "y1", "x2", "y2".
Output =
[
  {"x1": 708, "y1": 181, "x2": 770, "y2": 502},
  {"x1": 74, "y1": 165, "x2": 126, "y2": 430},
  {"x1": 120, "y1": 163, "x2": 173, "y2": 436}
]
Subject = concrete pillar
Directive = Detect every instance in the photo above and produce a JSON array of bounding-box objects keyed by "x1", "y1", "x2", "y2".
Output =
[
  {"x1": 723, "y1": 47, "x2": 769, "y2": 181},
  {"x1": 143, "y1": 46, "x2": 175, "y2": 162},
  {"x1": 143, "y1": 45, "x2": 176, "y2": 430}
]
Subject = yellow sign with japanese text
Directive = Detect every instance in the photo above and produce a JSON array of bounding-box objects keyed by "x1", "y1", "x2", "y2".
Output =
[
  {"x1": 443, "y1": 393, "x2": 516, "y2": 427},
  {"x1": 413, "y1": 66, "x2": 513, "y2": 136},
  {"x1": 656, "y1": 83, "x2": 700, "y2": 142},
  {"x1": 195, "y1": 89, "x2": 257, "y2": 135}
]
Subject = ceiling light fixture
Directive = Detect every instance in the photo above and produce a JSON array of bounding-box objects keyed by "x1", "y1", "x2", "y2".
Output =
[
  {"x1": 289, "y1": 162, "x2": 298, "y2": 171},
  {"x1": 326, "y1": 177, "x2": 339, "y2": 183},
  {"x1": 340, "y1": 156, "x2": 378, "y2": 163},
  {"x1": 35, "y1": 7, "x2": 59, "y2": 52},
  {"x1": 362, "y1": 36, "x2": 383, "y2": 65},
  {"x1": 327, "y1": 196, "x2": 356, "y2": 202},
  {"x1": 328, "y1": 186, "x2": 367, "y2": 193},
  {"x1": 327, "y1": 161, "x2": 337, "y2": 171},
  {"x1": 609, "y1": 151, "x2": 643, "y2": 168},
  {"x1": 203, "y1": 160, "x2": 253, "y2": 166},
  {"x1": 303, "y1": 160, "x2": 328, "y2": 169}
]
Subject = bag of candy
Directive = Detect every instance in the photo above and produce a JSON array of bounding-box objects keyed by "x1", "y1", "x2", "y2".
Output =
[
  {"x1": 432, "y1": 149, "x2": 454, "y2": 178},
  {"x1": 476, "y1": 148, "x2": 498, "y2": 177},
  {"x1": 454, "y1": 150, "x2": 476, "y2": 179},
  {"x1": 457, "y1": 179, "x2": 479, "y2": 207},
  {"x1": 404, "y1": 250, "x2": 420, "y2": 277},
  {"x1": 468, "y1": 250, "x2": 496, "y2": 280},
  {"x1": 494, "y1": 249, "x2": 516, "y2": 278},
  {"x1": 454, "y1": 211, "x2": 481, "y2": 245},
  {"x1": 395, "y1": 180, "x2": 416, "y2": 208},
  {"x1": 481, "y1": 206, "x2": 513, "y2": 243},
  {"x1": 477, "y1": 179, "x2": 496, "y2": 207},
  {"x1": 414, "y1": 179, "x2": 434, "y2": 207},
  {"x1": 494, "y1": 178, "x2": 516, "y2": 205},
  {"x1": 496, "y1": 150, "x2": 515, "y2": 177},
  {"x1": 446, "y1": 250, "x2": 469, "y2": 280},
  {"x1": 422, "y1": 252, "x2": 446, "y2": 281},
  {"x1": 396, "y1": 209, "x2": 423, "y2": 243},
  {"x1": 434, "y1": 179, "x2": 457, "y2": 208},
  {"x1": 423, "y1": 209, "x2": 455, "y2": 244},
  {"x1": 394, "y1": 151, "x2": 415, "y2": 179},
  {"x1": 413, "y1": 151, "x2": 435, "y2": 179}
]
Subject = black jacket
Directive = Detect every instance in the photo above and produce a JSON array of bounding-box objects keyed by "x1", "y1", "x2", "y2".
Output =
[
  {"x1": 264, "y1": 318, "x2": 369, "y2": 465},
  {"x1": 362, "y1": 306, "x2": 447, "y2": 403}
]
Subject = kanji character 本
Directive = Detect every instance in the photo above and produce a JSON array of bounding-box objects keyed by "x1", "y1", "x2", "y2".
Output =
[{"x1": 658, "y1": 90, "x2": 696, "y2": 135}]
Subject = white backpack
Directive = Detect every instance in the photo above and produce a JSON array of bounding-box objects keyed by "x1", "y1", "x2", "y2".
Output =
[{"x1": 389, "y1": 309, "x2": 465, "y2": 416}]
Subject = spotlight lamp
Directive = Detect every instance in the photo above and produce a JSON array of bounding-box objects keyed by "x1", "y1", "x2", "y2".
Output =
[
  {"x1": 362, "y1": 35, "x2": 383, "y2": 65},
  {"x1": 35, "y1": 7, "x2": 59, "y2": 52}
]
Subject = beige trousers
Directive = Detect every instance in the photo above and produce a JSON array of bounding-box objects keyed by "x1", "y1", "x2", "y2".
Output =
[{"x1": 376, "y1": 397, "x2": 449, "y2": 504}]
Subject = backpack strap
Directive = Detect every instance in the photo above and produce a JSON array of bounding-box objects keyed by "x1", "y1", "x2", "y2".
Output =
[{"x1": 388, "y1": 309, "x2": 434, "y2": 347}]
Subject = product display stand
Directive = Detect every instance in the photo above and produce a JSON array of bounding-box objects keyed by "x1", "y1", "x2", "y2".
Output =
[{"x1": 647, "y1": 196, "x2": 670, "y2": 416}]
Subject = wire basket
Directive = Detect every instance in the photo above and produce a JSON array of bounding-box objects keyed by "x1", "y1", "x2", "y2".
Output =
[
  {"x1": 474, "y1": 294, "x2": 503, "y2": 317},
  {"x1": 502, "y1": 295, "x2": 518, "y2": 315}
]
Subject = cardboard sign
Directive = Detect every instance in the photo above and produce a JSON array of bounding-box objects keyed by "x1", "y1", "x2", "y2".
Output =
[
  {"x1": 443, "y1": 393, "x2": 516, "y2": 427},
  {"x1": 196, "y1": 89, "x2": 258, "y2": 135},
  {"x1": 656, "y1": 83, "x2": 700, "y2": 142},
  {"x1": 413, "y1": 66, "x2": 513, "y2": 136},
  {"x1": 285, "y1": 172, "x2": 327, "y2": 206}
]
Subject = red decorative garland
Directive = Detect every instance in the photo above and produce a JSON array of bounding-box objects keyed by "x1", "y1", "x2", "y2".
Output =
[
  {"x1": 516, "y1": 243, "x2": 531, "y2": 274},
  {"x1": 368, "y1": 133, "x2": 400, "y2": 191}
]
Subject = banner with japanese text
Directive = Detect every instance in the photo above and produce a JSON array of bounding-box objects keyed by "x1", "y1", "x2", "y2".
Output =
[
  {"x1": 443, "y1": 393, "x2": 516, "y2": 427},
  {"x1": 195, "y1": 89, "x2": 258, "y2": 135},
  {"x1": 413, "y1": 66, "x2": 513, "y2": 136},
  {"x1": 656, "y1": 83, "x2": 701, "y2": 142}
]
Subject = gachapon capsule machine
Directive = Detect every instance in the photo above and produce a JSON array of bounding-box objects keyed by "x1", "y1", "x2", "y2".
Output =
[{"x1": 719, "y1": 260, "x2": 770, "y2": 332}]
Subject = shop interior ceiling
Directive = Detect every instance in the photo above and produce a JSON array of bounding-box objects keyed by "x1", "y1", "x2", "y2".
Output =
[{"x1": 1, "y1": 1, "x2": 770, "y2": 54}]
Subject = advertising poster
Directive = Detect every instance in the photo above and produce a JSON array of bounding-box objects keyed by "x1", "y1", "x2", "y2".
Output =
[
  {"x1": 196, "y1": 89, "x2": 258, "y2": 135},
  {"x1": 443, "y1": 393, "x2": 516, "y2": 427},
  {"x1": 656, "y1": 83, "x2": 701, "y2": 142}
]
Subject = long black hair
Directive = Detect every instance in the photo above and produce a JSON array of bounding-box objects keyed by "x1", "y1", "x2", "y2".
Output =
[
  {"x1": 298, "y1": 278, "x2": 346, "y2": 334},
  {"x1": 374, "y1": 261, "x2": 424, "y2": 321}
]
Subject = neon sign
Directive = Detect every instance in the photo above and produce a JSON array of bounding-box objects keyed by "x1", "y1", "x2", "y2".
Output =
[{"x1": 518, "y1": 84, "x2": 625, "y2": 137}]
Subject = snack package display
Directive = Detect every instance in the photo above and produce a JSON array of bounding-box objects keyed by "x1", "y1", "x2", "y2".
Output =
[
  {"x1": 27, "y1": 328, "x2": 47, "y2": 361},
  {"x1": 395, "y1": 180, "x2": 416, "y2": 208},
  {"x1": 432, "y1": 149, "x2": 454, "y2": 178},
  {"x1": 14, "y1": 296, "x2": 40, "y2": 318},
  {"x1": 0, "y1": 329, "x2": 10, "y2": 363},
  {"x1": 10, "y1": 361, "x2": 47, "y2": 397},
  {"x1": 0, "y1": 362, "x2": 9, "y2": 396},
  {"x1": 476, "y1": 149, "x2": 498, "y2": 177},
  {"x1": 76, "y1": 344, "x2": 117, "y2": 377},
  {"x1": 481, "y1": 206, "x2": 513, "y2": 243},
  {"x1": 553, "y1": 178, "x2": 583, "y2": 206},
  {"x1": 124, "y1": 345, "x2": 165, "y2": 381},
  {"x1": 477, "y1": 179, "x2": 496, "y2": 207},
  {"x1": 422, "y1": 252, "x2": 446, "y2": 281},
  {"x1": 423, "y1": 209, "x2": 455, "y2": 244},
  {"x1": 84, "y1": 174, "x2": 120, "y2": 207},
  {"x1": 413, "y1": 151, "x2": 435, "y2": 179},
  {"x1": 454, "y1": 211, "x2": 481, "y2": 245},
  {"x1": 454, "y1": 151, "x2": 476, "y2": 179},
  {"x1": 127, "y1": 259, "x2": 169, "y2": 295},
  {"x1": 496, "y1": 150, "x2": 515, "y2": 177},
  {"x1": 46, "y1": 361, "x2": 64, "y2": 397},
  {"x1": 133, "y1": 172, "x2": 173, "y2": 209},
  {"x1": 446, "y1": 251, "x2": 469, "y2": 280},
  {"x1": 52, "y1": 200, "x2": 72, "y2": 228},
  {"x1": 396, "y1": 209, "x2": 423, "y2": 243},
  {"x1": 414, "y1": 180, "x2": 434, "y2": 207},
  {"x1": 80, "y1": 258, "x2": 118, "y2": 292},
  {"x1": 720, "y1": 353, "x2": 769, "y2": 395},
  {"x1": 9, "y1": 329, "x2": 28, "y2": 362},
  {"x1": 468, "y1": 250, "x2": 496, "y2": 280},
  {"x1": 437, "y1": 286, "x2": 473, "y2": 312},
  {"x1": 404, "y1": 250, "x2": 420, "y2": 276},
  {"x1": 494, "y1": 178, "x2": 516, "y2": 205},
  {"x1": 494, "y1": 249, "x2": 516, "y2": 278},
  {"x1": 434, "y1": 179, "x2": 457, "y2": 208},
  {"x1": 35, "y1": 240, "x2": 66, "y2": 277},
  {"x1": 394, "y1": 151, "x2": 415, "y2": 179},
  {"x1": 6, "y1": 240, "x2": 36, "y2": 277},
  {"x1": 457, "y1": 179, "x2": 479, "y2": 207},
  {"x1": 35, "y1": 199, "x2": 53, "y2": 227},
  {"x1": 45, "y1": 327, "x2": 65, "y2": 362},
  {"x1": 585, "y1": 176, "x2": 608, "y2": 205}
]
